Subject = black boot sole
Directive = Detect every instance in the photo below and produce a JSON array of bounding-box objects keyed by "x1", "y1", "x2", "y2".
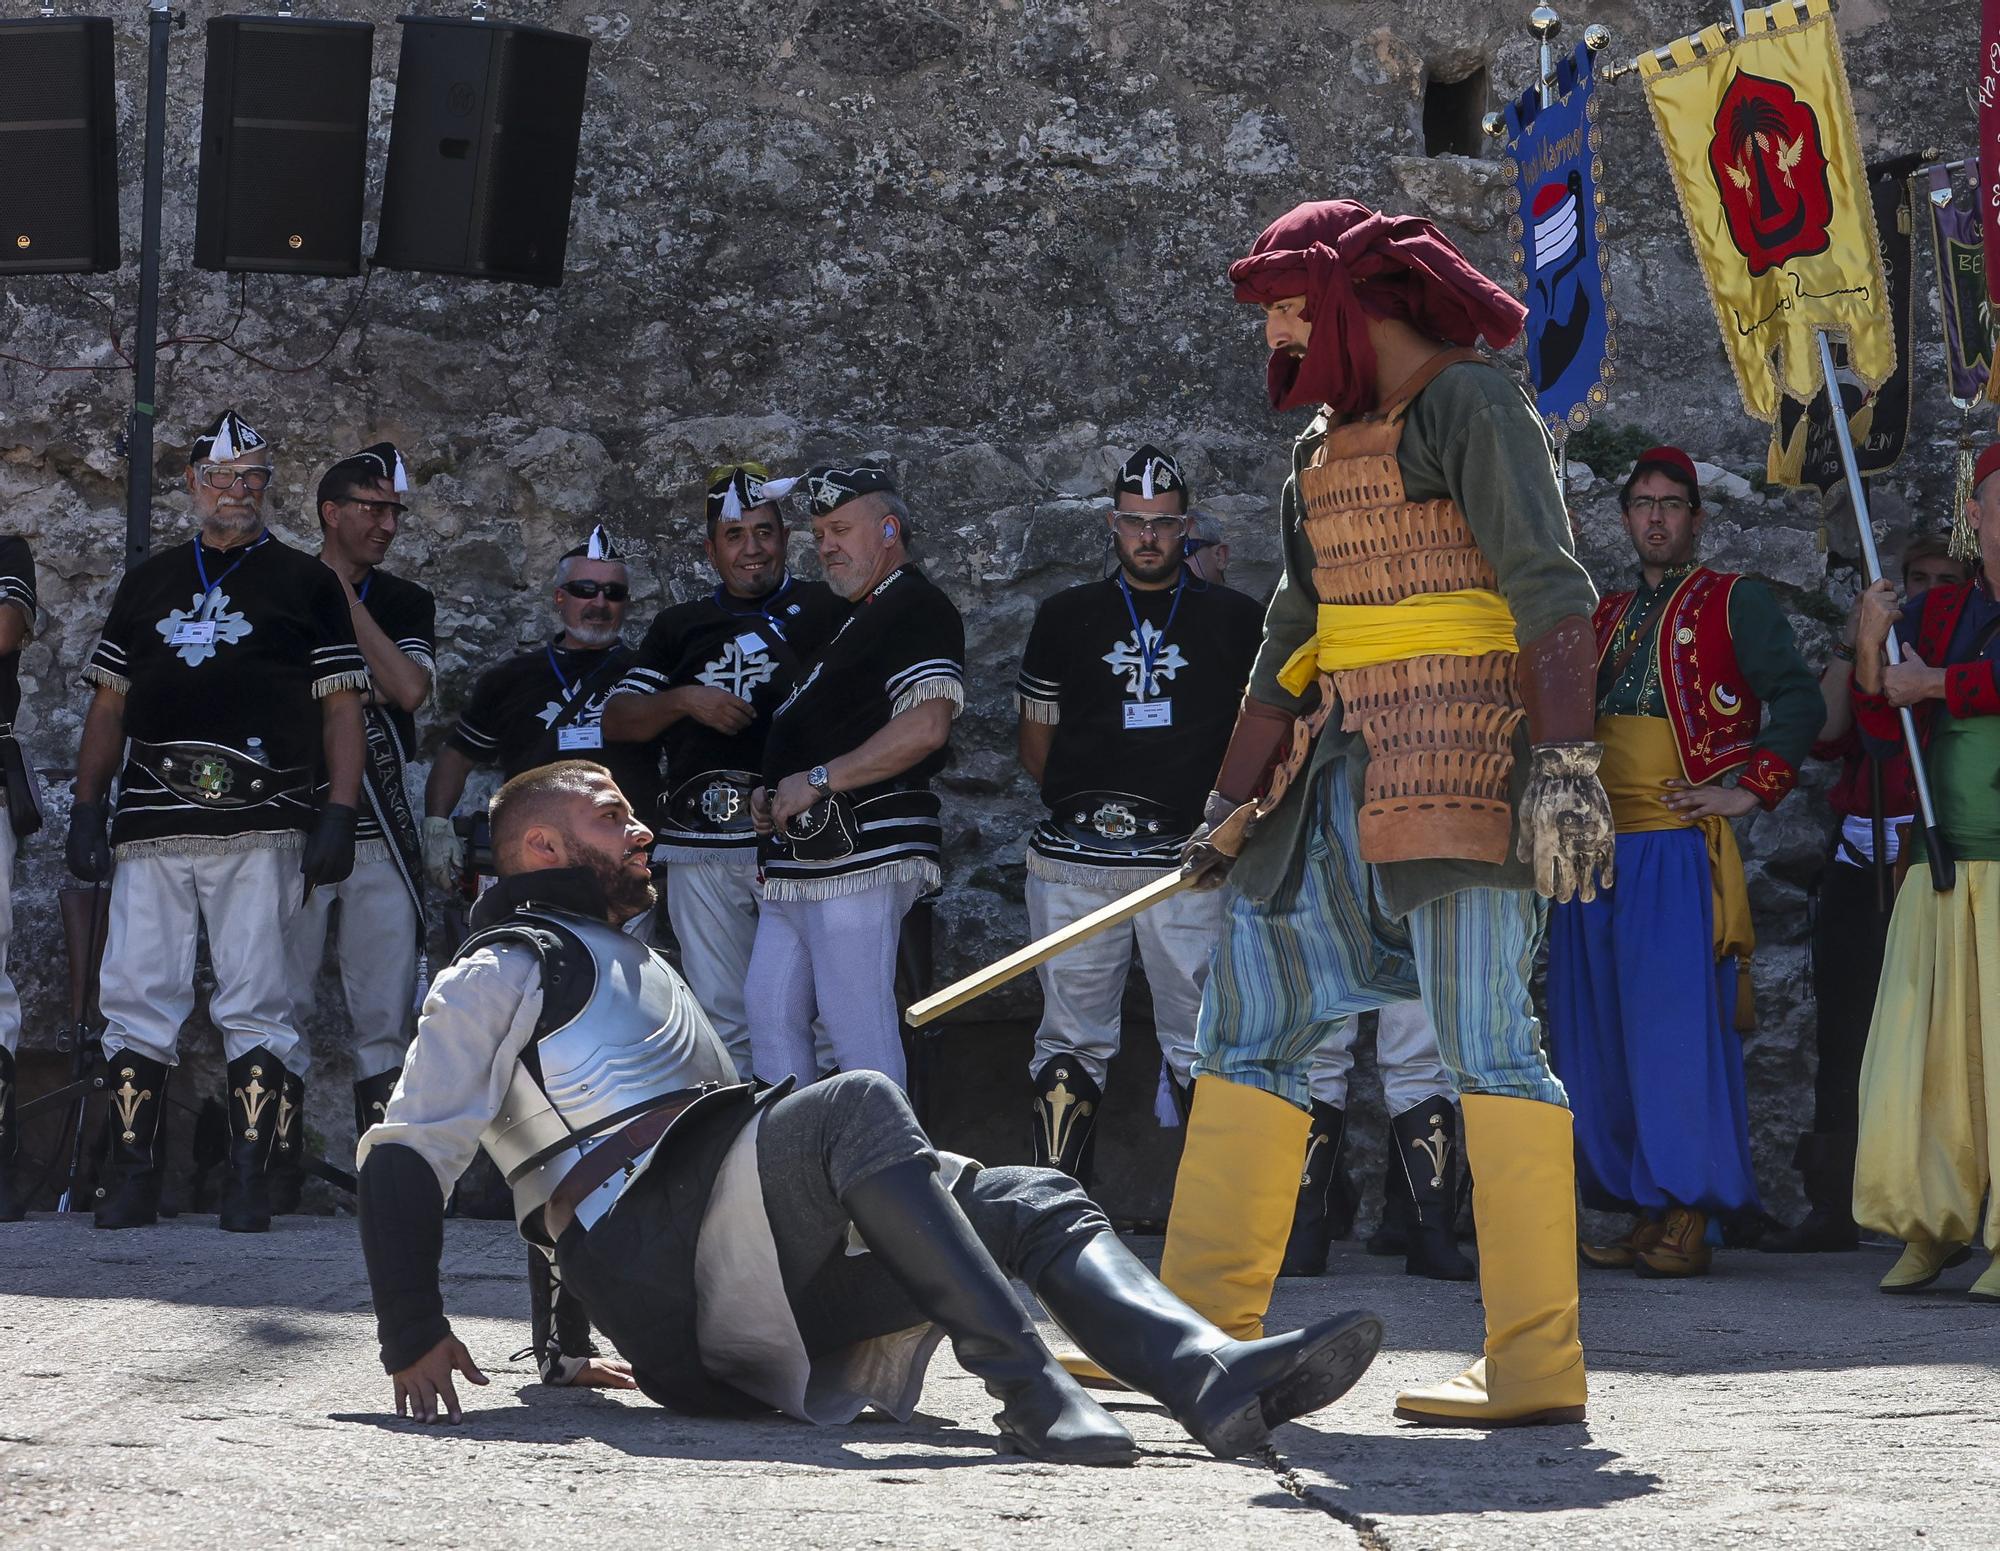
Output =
[{"x1": 996, "y1": 1421, "x2": 1136, "y2": 1467}]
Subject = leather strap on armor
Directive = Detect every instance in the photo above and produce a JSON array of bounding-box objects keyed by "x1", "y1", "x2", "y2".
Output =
[{"x1": 1214, "y1": 697, "x2": 1304, "y2": 805}]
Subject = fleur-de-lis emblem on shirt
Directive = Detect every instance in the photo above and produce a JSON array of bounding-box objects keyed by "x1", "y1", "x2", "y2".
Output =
[
  {"x1": 156, "y1": 587, "x2": 253, "y2": 667},
  {"x1": 1102, "y1": 621, "x2": 1188, "y2": 699},
  {"x1": 697, "y1": 641, "x2": 779, "y2": 700}
]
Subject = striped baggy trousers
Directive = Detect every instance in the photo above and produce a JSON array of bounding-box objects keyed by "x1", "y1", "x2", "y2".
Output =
[{"x1": 1192, "y1": 762, "x2": 1567, "y2": 1112}]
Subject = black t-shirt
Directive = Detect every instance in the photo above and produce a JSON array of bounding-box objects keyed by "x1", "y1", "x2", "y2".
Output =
[
  {"x1": 448, "y1": 637, "x2": 659, "y2": 817},
  {"x1": 611, "y1": 574, "x2": 844, "y2": 850},
  {"x1": 1017, "y1": 574, "x2": 1262, "y2": 869},
  {"x1": 352, "y1": 566, "x2": 436, "y2": 844},
  {"x1": 85, "y1": 533, "x2": 367, "y2": 847},
  {"x1": 762, "y1": 565, "x2": 965, "y2": 887},
  {"x1": 0, "y1": 535, "x2": 37, "y2": 729}
]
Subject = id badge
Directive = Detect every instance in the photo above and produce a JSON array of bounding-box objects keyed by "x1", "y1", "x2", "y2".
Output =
[
  {"x1": 169, "y1": 620, "x2": 217, "y2": 646},
  {"x1": 733, "y1": 630, "x2": 768, "y2": 657},
  {"x1": 1123, "y1": 699, "x2": 1173, "y2": 730},
  {"x1": 558, "y1": 724, "x2": 604, "y2": 751}
]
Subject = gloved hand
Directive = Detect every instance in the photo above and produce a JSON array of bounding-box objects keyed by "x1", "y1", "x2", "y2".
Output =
[
  {"x1": 1180, "y1": 790, "x2": 1249, "y2": 892},
  {"x1": 1516, "y1": 741, "x2": 1615, "y2": 904},
  {"x1": 301, "y1": 802, "x2": 360, "y2": 890},
  {"x1": 65, "y1": 798, "x2": 112, "y2": 882},
  {"x1": 422, "y1": 815, "x2": 464, "y2": 893}
]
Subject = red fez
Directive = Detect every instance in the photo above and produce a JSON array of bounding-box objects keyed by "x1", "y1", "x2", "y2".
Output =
[
  {"x1": 1634, "y1": 445, "x2": 1700, "y2": 494},
  {"x1": 1973, "y1": 442, "x2": 2000, "y2": 494}
]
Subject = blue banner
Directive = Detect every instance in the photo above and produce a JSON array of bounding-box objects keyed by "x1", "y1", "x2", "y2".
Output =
[{"x1": 1502, "y1": 43, "x2": 1616, "y2": 446}]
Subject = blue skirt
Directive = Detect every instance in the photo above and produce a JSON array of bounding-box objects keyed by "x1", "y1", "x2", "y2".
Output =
[{"x1": 1546, "y1": 827, "x2": 1760, "y2": 1215}]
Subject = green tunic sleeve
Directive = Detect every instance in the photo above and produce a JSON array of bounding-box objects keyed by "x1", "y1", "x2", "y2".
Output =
[
  {"x1": 1243, "y1": 430, "x2": 1325, "y2": 716},
  {"x1": 1728, "y1": 577, "x2": 1821, "y2": 774}
]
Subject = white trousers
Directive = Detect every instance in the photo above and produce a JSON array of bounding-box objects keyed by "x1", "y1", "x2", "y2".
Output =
[
  {"x1": 746, "y1": 873, "x2": 923, "y2": 1090},
  {"x1": 1026, "y1": 871, "x2": 1226, "y2": 1088},
  {"x1": 665, "y1": 854, "x2": 760, "y2": 1081},
  {"x1": 0, "y1": 822, "x2": 18, "y2": 1056},
  {"x1": 285, "y1": 850, "x2": 419, "y2": 1081},
  {"x1": 1303, "y1": 1000, "x2": 1456, "y2": 1113},
  {"x1": 101, "y1": 845, "x2": 305, "y2": 1068}
]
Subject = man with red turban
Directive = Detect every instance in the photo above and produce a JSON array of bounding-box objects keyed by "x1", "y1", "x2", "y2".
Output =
[{"x1": 1168, "y1": 201, "x2": 1610, "y2": 1426}]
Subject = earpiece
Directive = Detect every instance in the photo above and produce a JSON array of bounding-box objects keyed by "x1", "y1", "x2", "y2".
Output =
[{"x1": 882, "y1": 520, "x2": 895, "y2": 540}]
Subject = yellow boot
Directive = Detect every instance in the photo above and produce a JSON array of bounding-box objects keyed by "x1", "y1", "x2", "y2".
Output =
[
  {"x1": 1160, "y1": 1076, "x2": 1314, "y2": 1339},
  {"x1": 1880, "y1": 1239, "x2": 1968, "y2": 1293},
  {"x1": 1395, "y1": 1094, "x2": 1587, "y2": 1427},
  {"x1": 1058, "y1": 1076, "x2": 1310, "y2": 1384},
  {"x1": 1970, "y1": 1254, "x2": 2000, "y2": 1304}
]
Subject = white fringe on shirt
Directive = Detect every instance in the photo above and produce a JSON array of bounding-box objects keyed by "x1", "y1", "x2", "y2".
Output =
[
  {"x1": 81, "y1": 664, "x2": 131, "y2": 696},
  {"x1": 114, "y1": 829, "x2": 307, "y2": 862},
  {"x1": 890, "y1": 678, "x2": 964, "y2": 719},
  {"x1": 761, "y1": 857, "x2": 940, "y2": 903},
  {"x1": 1026, "y1": 848, "x2": 1175, "y2": 892},
  {"x1": 313, "y1": 669, "x2": 373, "y2": 698},
  {"x1": 1014, "y1": 694, "x2": 1060, "y2": 725}
]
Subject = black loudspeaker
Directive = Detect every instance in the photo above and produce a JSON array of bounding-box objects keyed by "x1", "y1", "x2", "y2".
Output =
[
  {"x1": 0, "y1": 17, "x2": 118, "y2": 274},
  {"x1": 195, "y1": 17, "x2": 374, "y2": 275},
  {"x1": 374, "y1": 16, "x2": 590, "y2": 288}
]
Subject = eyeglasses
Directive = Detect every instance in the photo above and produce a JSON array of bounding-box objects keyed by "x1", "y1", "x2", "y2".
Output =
[
  {"x1": 340, "y1": 498, "x2": 408, "y2": 519},
  {"x1": 561, "y1": 580, "x2": 630, "y2": 602},
  {"x1": 1112, "y1": 513, "x2": 1189, "y2": 538},
  {"x1": 196, "y1": 463, "x2": 273, "y2": 492},
  {"x1": 1183, "y1": 537, "x2": 1219, "y2": 556},
  {"x1": 1626, "y1": 496, "x2": 1692, "y2": 517}
]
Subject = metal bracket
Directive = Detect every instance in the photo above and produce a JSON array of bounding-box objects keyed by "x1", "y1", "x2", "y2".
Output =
[{"x1": 471, "y1": 0, "x2": 488, "y2": 18}]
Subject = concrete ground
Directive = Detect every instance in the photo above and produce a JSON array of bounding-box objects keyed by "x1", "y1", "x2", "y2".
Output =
[{"x1": 0, "y1": 1214, "x2": 1992, "y2": 1551}]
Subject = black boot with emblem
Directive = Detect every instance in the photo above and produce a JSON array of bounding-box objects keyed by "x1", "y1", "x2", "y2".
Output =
[
  {"x1": 95, "y1": 1051, "x2": 171, "y2": 1230},
  {"x1": 353, "y1": 1068, "x2": 401, "y2": 1141},
  {"x1": 267, "y1": 1069, "x2": 307, "y2": 1215},
  {"x1": 1389, "y1": 1097, "x2": 1476, "y2": 1282},
  {"x1": 1278, "y1": 1102, "x2": 1346, "y2": 1277},
  {"x1": 1031, "y1": 1056, "x2": 1102, "y2": 1188},
  {"x1": 0, "y1": 1047, "x2": 23, "y2": 1221},
  {"x1": 219, "y1": 1047, "x2": 288, "y2": 1233}
]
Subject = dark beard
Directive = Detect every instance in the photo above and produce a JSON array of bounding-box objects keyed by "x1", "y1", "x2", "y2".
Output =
[{"x1": 576, "y1": 840, "x2": 656, "y2": 923}]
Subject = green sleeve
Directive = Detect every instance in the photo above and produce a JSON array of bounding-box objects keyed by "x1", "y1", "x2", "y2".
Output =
[
  {"x1": 1729, "y1": 578, "x2": 1822, "y2": 772},
  {"x1": 1243, "y1": 457, "x2": 1320, "y2": 715},
  {"x1": 1401, "y1": 368, "x2": 1598, "y2": 643}
]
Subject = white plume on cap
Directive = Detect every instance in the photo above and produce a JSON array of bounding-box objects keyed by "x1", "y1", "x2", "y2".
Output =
[
  {"x1": 585, "y1": 524, "x2": 620, "y2": 560},
  {"x1": 199, "y1": 409, "x2": 267, "y2": 463}
]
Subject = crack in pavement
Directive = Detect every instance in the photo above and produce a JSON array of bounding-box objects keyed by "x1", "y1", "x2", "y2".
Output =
[{"x1": 1257, "y1": 1442, "x2": 1393, "y2": 1551}]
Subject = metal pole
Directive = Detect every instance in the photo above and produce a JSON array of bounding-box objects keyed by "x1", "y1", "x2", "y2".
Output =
[
  {"x1": 125, "y1": 0, "x2": 172, "y2": 571},
  {"x1": 1530, "y1": 7, "x2": 1567, "y2": 492},
  {"x1": 1813, "y1": 328, "x2": 1956, "y2": 889}
]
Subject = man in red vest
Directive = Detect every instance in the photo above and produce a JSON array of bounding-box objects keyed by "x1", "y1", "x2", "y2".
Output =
[{"x1": 1548, "y1": 446, "x2": 1820, "y2": 1277}]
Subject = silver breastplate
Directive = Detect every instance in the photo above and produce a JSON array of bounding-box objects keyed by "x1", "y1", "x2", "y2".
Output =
[{"x1": 475, "y1": 908, "x2": 739, "y2": 1238}]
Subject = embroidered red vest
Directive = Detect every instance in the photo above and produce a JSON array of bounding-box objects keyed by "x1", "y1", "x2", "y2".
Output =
[{"x1": 1591, "y1": 567, "x2": 1761, "y2": 784}]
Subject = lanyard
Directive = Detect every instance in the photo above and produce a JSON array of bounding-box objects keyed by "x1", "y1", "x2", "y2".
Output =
[
  {"x1": 357, "y1": 571, "x2": 373, "y2": 604},
  {"x1": 192, "y1": 532, "x2": 271, "y2": 609},
  {"x1": 711, "y1": 573, "x2": 793, "y2": 643},
  {"x1": 1117, "y1": 571, "x2": 1185, "y2": 700}
]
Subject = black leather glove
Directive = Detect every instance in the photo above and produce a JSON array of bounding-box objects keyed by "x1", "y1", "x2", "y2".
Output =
[
  {"x1": 301, "y1": 802, "x2": 360, "y2": 889},
  {"x1": 65, "y1": 799, "x2": 111, "y2": 882}
]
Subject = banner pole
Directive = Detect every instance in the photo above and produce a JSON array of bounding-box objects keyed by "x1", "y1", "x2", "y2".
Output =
[
  {"x1": 1812, "y1": 327, "x2": 1956, "y2": 889},
  {"x1": 1529, "y1": 7, "x2": 1569, "y2": 493}
]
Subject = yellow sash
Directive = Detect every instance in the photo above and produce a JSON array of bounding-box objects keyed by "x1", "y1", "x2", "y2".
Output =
[
  {"x1": 1276, "y1": 589, "x2": 1520, "y2": 696},
  {"x1": 1598, "y1": 715, "x2": 1757, "y2": 1030}
]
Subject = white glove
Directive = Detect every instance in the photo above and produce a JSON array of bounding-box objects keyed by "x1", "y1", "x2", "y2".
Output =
[{"x1": 422, "y1": 815, "x2": 464, "y2": 893}]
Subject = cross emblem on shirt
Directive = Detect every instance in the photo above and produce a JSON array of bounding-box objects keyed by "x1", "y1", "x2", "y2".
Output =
[
  {"x1": 697, "y1": 641, "x2": 779, "y2": 700},
  {"x1": 1102, "y1": 621, "x2": 1188, "y2": 699}
]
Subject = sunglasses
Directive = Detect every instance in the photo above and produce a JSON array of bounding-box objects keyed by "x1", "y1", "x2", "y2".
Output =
[
  {"x1": 340, "y1": 498, "x2": 408, "y2": 519},
  {"x1": 561, "y1": 580, "x2": 630, "y2": 602},
  {"x1": 196, "y1": 463, "x2": 274, "y2": 492}
]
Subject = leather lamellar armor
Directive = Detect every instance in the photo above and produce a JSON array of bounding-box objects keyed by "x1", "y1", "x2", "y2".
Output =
[
  {"x1": 1296, "y1": 357, "x2": 1526, "y2": 865},
  {"x1": 460, "y1": 906, "x2": 739, "y2": 1240}
]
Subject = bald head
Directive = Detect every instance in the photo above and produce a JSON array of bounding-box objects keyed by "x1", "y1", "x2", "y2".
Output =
[{"x1": 488, "y1": 761, "x2": 657, "y2": 921}]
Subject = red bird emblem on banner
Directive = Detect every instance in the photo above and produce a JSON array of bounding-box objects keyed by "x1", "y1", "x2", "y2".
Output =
[{"x1": 1707, "y1": 70, "x2": 1833, "y2": 275}]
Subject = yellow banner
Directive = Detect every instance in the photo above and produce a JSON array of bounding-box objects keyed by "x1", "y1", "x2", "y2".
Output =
[{"x1": 1639, "y1": 0, "x2": 1893, "y2": 423}]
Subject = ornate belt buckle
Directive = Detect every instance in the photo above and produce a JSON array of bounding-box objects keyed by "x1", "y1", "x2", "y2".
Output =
[
  {"x1": 190, "y1": 753, "x2": 235, "y2": 801},
  {"x1": 1091, "y1": 800, "x2": 1137, "y2": 840},
  {"x1": 699, "y1": 779, "x2": 744, "y2": 825}
]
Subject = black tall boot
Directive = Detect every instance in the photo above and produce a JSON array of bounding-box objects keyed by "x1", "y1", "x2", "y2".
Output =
[
  {"x1": 267, "y1": 1069, "x2": 306, "y2": 1215},
  {"x1": 0, "y1": 1048, "x2": 23, "y2": 1221},
  {"x1": 1365, "y1": 1142, "x2": 1411, "y2": 1257},
  {"x1": 1278, "y1": 1101, "x2": 1345, "y2": 1277},
  {"x1": 1030, "y1": 1056, "x2": 1102, "y2": 1188},
  {"x1": 95, "y1": 1051, "x2": 171, "y2": 1230},
  {"x1": 354, "y1": 1068, "x2": 401, "y2": 1140},
  {"x1": 841, "y1": 1159, "x2": 1134, "y2": 1466},
  {"x1": 1762, "y1": 1134, "x2": 1860, "y2": 1253},
  {"x1": 219, "y1": 1047, "x2": 288, "y2": 1234},
  {"x1": 1036, "y1": 1231, "x2": 1383, "y2": 1458},
  {"x1": 1390, "y1": 1097, "x2": 1476, "y2": 1281}
]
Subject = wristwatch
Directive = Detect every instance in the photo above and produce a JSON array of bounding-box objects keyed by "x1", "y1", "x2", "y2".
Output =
[{"x1": 806, "y1": 764, "x2": 831, "y2": 795}]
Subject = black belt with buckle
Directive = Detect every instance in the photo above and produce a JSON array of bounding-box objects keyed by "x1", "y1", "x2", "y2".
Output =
[
  {"x1": 129, "y1": 739, "x2": 309, "y2": 809},
  {"x1": 1049, "y1": 791, "x2": 1189, "y2": 852},
  {"x1": 664, "y1": 769, "x2": 760, "y2": 836}
]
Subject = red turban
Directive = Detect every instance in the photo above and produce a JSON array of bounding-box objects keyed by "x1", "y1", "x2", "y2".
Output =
[{"x1": 1228, "y1": 200, "x2": 1527, "y2": 416}]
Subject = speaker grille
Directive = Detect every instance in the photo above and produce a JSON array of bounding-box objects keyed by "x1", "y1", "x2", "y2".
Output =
[
  {"x1": 194, "y1": 17, "x2": 373, "y2": 275},
  {"x1": 0, "y1": 19, "x2": 118, "y2": 274}
]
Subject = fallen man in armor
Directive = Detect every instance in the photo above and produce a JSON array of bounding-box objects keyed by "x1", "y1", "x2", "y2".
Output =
[{"x1": 355, "y1": 759, "x2": 1382, "y2": 1465}]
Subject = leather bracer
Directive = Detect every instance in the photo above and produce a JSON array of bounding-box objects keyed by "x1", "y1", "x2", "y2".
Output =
[{"x1": 1212, "y1": 696, "x2": 1301, "y2": 806}]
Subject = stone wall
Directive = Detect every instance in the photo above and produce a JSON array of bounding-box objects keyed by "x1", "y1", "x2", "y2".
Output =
[{"x1": 0, "y1": 0, "x2": 1975, "y2": 1217}]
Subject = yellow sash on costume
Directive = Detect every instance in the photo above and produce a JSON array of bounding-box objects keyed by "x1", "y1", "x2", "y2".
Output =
[
  {"x1": 1598, "y1": 715, "x2": 1757, "y2": 1029},
  {"x1": 1276, "y1": 589, "x2": 1519, "y2": 695}
]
